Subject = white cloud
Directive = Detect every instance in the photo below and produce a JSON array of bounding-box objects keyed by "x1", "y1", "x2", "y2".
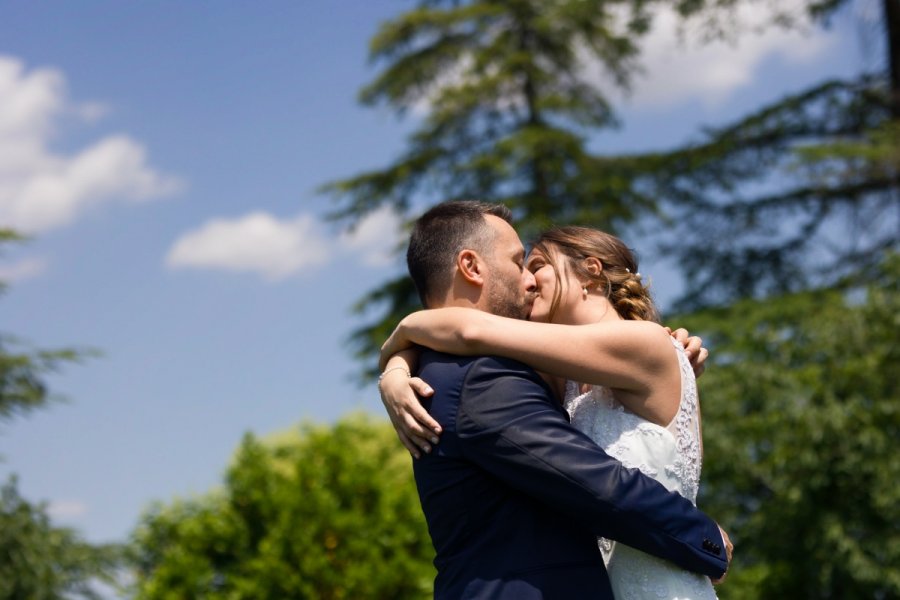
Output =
[
  {"x1": 167, "y1": 207, "x2": 404, "y2": 281},
  {"x1": 166, "y1": 212, "x2": 331, "y2": 281},
  {"x1": 47, "y1": 499, "x2": 88, "y2": 519},
  {"x1": 0, "y1": 256, "x2": 47, "y2": 283},
  {"x1": 596, "y1": 4, "x2": 836, "y2": 110},
  {"x1": 0, "y1": 55, "x2": 182, "y2": 234}
]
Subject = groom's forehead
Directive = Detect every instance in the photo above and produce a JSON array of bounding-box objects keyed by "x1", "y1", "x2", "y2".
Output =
[{"x1": 485, "y1": 215, "x2": 524, "y2": 248}]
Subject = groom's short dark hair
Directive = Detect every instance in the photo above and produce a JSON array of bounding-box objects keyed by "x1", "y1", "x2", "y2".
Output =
[{"x1": 407, "y1": 200, "x2": 513, "y2": 308}]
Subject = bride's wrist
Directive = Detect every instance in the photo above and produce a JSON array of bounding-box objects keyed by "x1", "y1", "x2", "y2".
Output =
[{"x1": 377, "y1": 366, "x2": 411, "y2": 391}]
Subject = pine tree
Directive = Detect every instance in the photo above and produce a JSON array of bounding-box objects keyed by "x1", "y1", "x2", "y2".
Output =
[
  {"x1": 322, "y1": 0, "x2": 682, "y2": 376},
  {"x1": 648, "y1": 0, "x2": 899, "y2": 309}
]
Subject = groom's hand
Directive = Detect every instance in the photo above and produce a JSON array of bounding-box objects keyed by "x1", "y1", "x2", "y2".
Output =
[
  {"x1": 666, "y1": 326, "x2": 709, "y2": 378},
  {"x1": 711, "y1": 524, "x2": 734, "y2": 585}
]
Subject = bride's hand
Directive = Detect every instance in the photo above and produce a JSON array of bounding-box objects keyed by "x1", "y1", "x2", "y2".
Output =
[
  {"x1": 666, "y1": 326, "x2": 709, "y2": 378},
  {"x1": 379, "y1": 368, "x2": 441, "y2": 459}
]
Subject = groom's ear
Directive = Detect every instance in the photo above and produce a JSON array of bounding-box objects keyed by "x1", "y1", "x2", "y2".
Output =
[{"x1": 457, "y1": 249, "x2": 486, "y2": 286}]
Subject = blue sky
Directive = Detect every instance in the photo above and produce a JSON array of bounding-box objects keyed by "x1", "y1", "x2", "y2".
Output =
[{"x1": 0, "y1": 2, "x2": 868, "y2": 545}]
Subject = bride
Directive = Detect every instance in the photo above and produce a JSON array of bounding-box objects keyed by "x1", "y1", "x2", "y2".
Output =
[{"x1": 379, "y1": 225, "x2": 722, "y2": 599}]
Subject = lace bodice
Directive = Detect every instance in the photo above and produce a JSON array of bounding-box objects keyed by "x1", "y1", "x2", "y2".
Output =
[
  {"x1": 564, "y1": 338, "x2": 703, "y2": 503},
  {"x1": 563, "y1": 337, "x2": 716, "y2": 599}
]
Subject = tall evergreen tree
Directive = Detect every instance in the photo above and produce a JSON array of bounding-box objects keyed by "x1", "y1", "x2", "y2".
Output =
[
  {"x1": 321, "y1": 0, "x2": 675, "y2": 376},
  {"x1": 325, "y1": 0, "x2": 898, "y2": 375},
  {"x1": 646, "y1": 0, "x2": 899, "y2": 309}
]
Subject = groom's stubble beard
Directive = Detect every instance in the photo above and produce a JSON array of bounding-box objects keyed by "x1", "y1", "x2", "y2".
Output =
[{"x1": 485, "y1": 276, "x2": 533, "y2": 321}]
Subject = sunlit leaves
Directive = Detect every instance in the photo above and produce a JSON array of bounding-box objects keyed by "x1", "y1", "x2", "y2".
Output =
[
  {"x1": 679, "y1": 255, "x2": 900, "y2": 598},
  {"x1": 131, "y1": 415, "x2": 434, "y2": 599}
]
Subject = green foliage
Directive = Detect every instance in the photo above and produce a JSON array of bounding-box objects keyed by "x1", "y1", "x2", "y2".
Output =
[
  {"x1": 0, "y1": 339, "x2": 90, "y2": 422},
  {"x1": 322, "y1": 0, "x2": 684, "y2": 376},
  {"x1": 324, "y1": 0, "x2": 899, "y2": 377},
  {"x1": 324, "y1": 0, "x2": 662, "y2": 235},
  {"x1": 631, "y1": 0, "x2": 899, "y2": 313},
  {"x1": 0, "y1": 478, "x2": 122, "y2": 600},
  {"x1": 679, "y1": 256, "x2": 900, "y2": 598},
  {"x1": 792, "y1": 120, "x2": 900, "y2": 180},
  {"x1": 651, "y1": 77, "x2": 899, "y2": 311},
  {"x1": 0, "y1": 229, "x2": 96, "y2": 422},
  {"x1": 130, "y1": 414, "x2": 435, "y2": 599},
  {"x1": 0, "y1": 229, "x2": 24, "y2": 295},
  {"x1": 0, "y1": 230, "x2": 119, "y2": 599}
]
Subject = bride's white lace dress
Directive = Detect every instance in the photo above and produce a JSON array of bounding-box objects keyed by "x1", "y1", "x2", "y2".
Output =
[{"x1": 564, "y1": 338, "x2": 718, "y2": 600}]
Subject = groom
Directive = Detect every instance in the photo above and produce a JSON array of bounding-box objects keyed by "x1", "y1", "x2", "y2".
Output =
[{"x1": 397, "y1": 200, "x2": 729, "y2": 598}]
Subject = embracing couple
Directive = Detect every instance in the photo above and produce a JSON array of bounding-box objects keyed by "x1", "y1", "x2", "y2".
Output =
[{"x1": 377, "y1": 200, "x2": 733, "y2": 599}]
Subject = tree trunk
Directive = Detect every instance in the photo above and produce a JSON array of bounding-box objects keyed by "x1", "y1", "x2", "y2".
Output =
[{"x1": 886, "y1": 0, "x2": 900, "y2": 116}]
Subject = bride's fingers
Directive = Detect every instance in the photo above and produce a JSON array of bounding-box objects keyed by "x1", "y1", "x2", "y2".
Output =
[
  {"x1": 409, "y1": 378, "x2": 435, "y2": 399},
  {"x1": 400, "y1": 414, "x2": 437, "y2": 456},
  {"x1": 685, "y1": 335, "x2": 701, "y2": 356},
  {"x1": 402, "y1": 404, "x2": 441, "y2": 445},
  {"x1": 386, "y1": 410, "x2": 421, "y2": 458},
  {"x1": 668, "y1": 327, "x2": 702, "y2": 358},
  {"x1": 379, "y1": 374, "x2": 441, "y2": 458},
  {"x1": 408, "y1": 378, "x2": 441, "y2": 434},
  {"x1": 392, "y1": 410, "x2": 435, "y2": 459},
  {"x1": 693, "y1": 347, "x2": 709, "y2": 377},
  {"x1": 680, "y1": 335, "x2": 710, "y2": 378},
  {"x1": 669, "y1": 327, "x2": 689, "y2": 345},
  {"x1": 396, "y1": 427, "x2": 422, "y2": 459}
]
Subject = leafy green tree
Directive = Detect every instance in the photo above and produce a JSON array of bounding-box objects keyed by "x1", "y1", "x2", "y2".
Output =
[
  {"x1": 0, "y1": 478, "x2": 120, "y2": 600},
  {"x1": 680, "y1": 255, "x2": 900, "y2": 598},
  {"x1": 0, "y1": 229, "x2": 119, "y2": 600},
  {"x1": 130, "y1": 414, "x2": 435, "y2": 599}
]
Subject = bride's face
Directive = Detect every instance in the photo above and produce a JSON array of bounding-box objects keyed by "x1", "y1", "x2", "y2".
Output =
[{"x1": 526, "y1": 247, "x2": 582, "y2": 324}]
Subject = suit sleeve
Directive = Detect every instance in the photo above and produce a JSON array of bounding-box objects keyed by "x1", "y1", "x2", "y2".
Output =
[{"x1": 456, "y1": 356, "x2": 727, "y2": 579}]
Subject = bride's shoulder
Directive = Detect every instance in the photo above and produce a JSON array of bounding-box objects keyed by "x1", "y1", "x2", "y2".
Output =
[
  {"x1": 598, "y1": 319, "x2": 669, "y2": 338},
  {"x1": 601, "y1": 320, "x2": 675, "y2": 358}
]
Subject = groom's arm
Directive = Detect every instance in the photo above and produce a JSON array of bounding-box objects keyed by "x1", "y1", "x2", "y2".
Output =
[{"x1": 457, "y1": 356, "x2": 728, "y2": 580}]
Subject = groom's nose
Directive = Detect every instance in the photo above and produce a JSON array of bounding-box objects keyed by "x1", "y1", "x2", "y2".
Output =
[{"x1": 522, "y1": 268, "x2": 537, "y2": 293}]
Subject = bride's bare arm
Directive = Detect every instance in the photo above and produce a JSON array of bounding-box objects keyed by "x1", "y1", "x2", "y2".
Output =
[
  {"x1": 381, "y1": 307, "x2": 706, "y2": 425},
  {"x1": 382, "y1": 308, "x2": 708, "y2": 378},
  {"x1": 383, "y1": 308, "x2": 674, "y2": 391}
]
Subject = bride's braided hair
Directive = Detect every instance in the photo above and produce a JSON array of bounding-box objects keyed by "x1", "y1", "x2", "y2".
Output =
[{"x1": 531, "y1": 226, "x2": 660, "y2": 323}]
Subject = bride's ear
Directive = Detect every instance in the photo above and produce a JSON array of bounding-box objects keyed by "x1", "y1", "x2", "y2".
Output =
[
  {"x1": 583, "y1": 256, "x2": 603, "y2": 277},
  {"x1": 457, "y1": 249, "x2": 486, "y2": 285}
]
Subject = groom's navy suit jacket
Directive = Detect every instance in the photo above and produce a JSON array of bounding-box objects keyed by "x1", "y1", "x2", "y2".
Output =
[{"x1": 413, "y1": 350, "x2": 727, "y2": 599}]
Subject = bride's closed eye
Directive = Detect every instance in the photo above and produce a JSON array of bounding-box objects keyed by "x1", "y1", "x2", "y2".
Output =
[{"x1": 526, "y1": 258, "x2": 545, "y2": 273}]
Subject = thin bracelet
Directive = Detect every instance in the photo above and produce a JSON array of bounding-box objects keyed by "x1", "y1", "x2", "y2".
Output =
[{"x1": 378, "y1": 366, "x2": 411, "y2": 383}]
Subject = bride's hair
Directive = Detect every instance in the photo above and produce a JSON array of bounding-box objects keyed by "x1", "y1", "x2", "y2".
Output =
[{"x1": 531, "y1": 226, "x2": 660, "y2": 323}]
